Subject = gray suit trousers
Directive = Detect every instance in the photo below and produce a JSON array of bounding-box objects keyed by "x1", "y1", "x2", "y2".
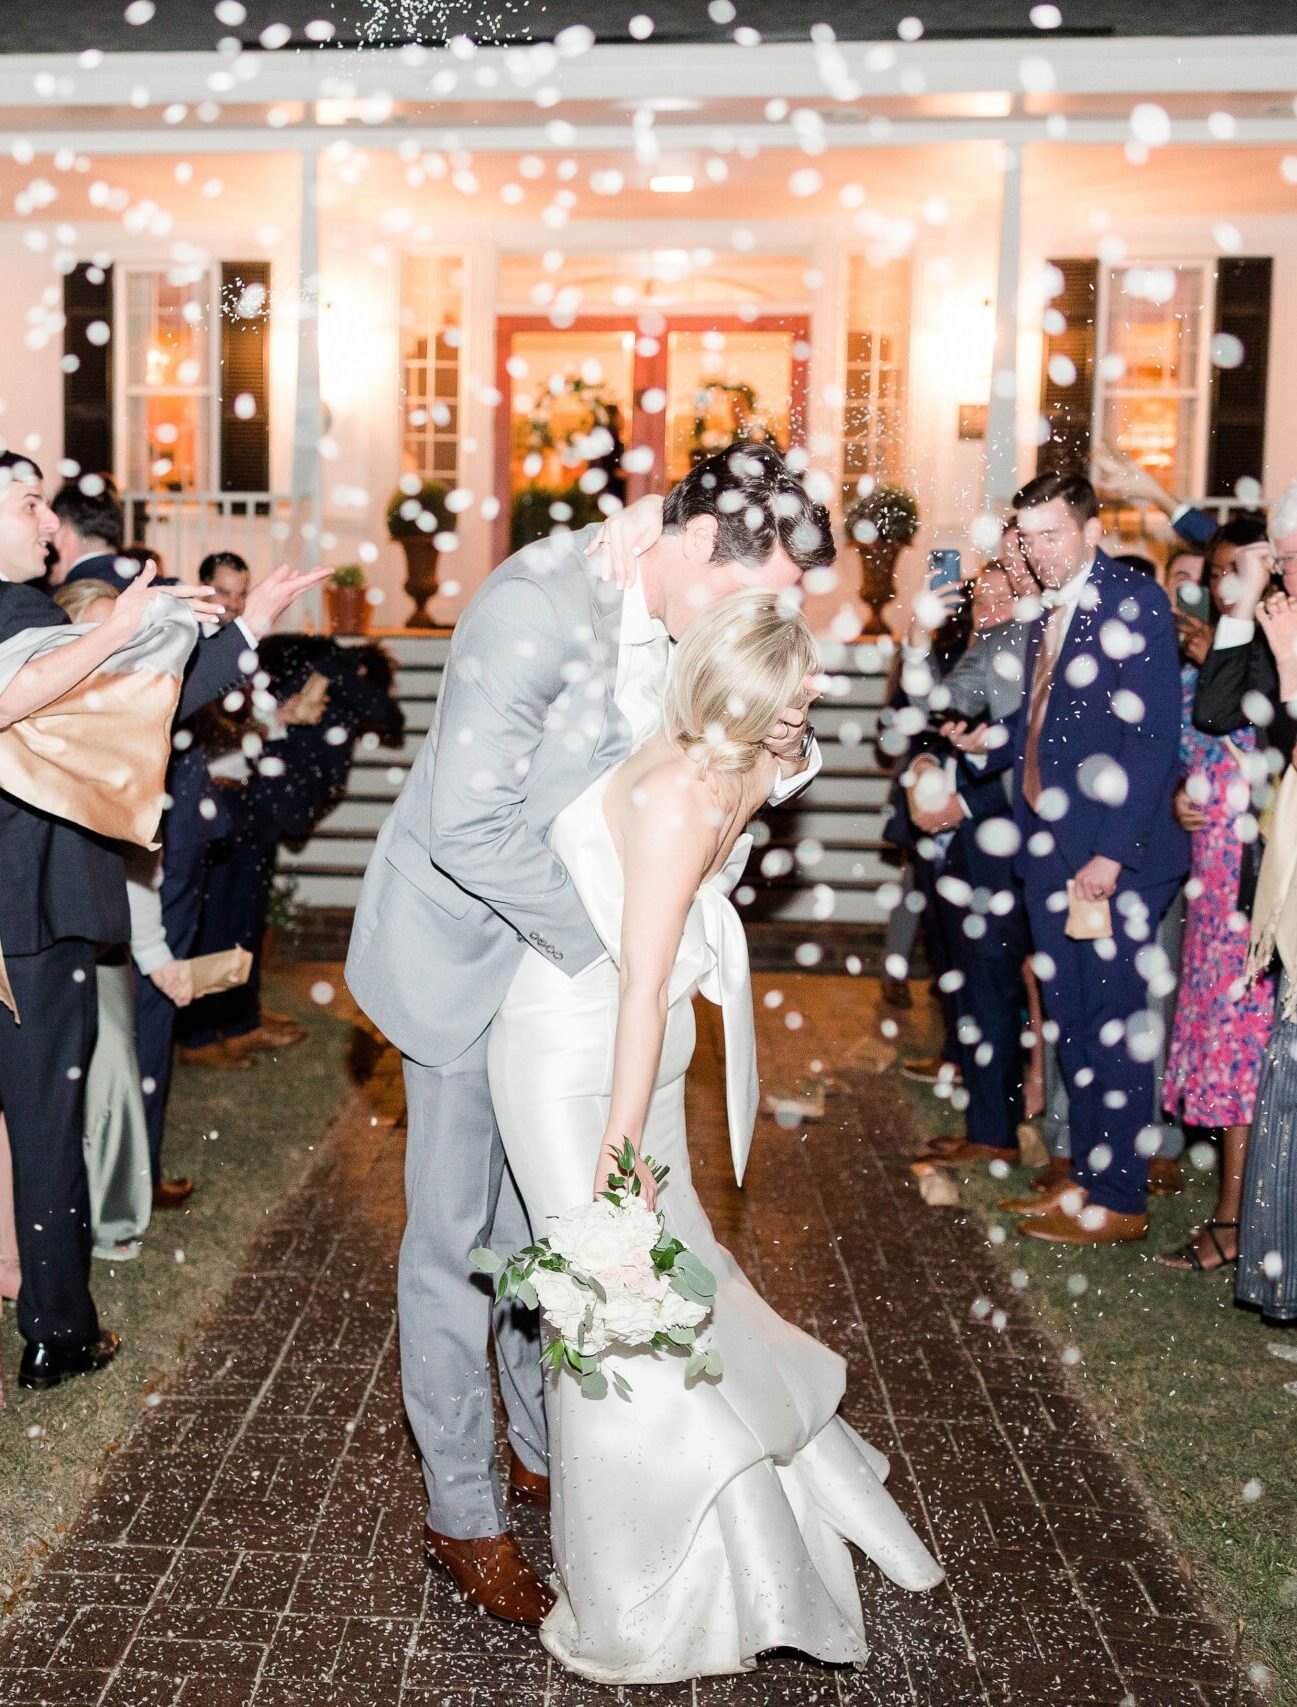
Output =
[{"x1": 400, "y1": 1030, "x2": 548, "y2": 1539}]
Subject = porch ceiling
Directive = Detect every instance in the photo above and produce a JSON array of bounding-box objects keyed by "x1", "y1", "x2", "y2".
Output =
[
  {"x1": 1, "y1": 139, "x2": 1292, "y2": 230},
  {"x1": 5, "y1": 0, "x2": 1297, "y2": 53}
]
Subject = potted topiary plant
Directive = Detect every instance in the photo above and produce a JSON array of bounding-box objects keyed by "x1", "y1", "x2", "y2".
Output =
[
  {"x1": 844, "y1": 482, "x2": 919, "y2": 636},
  {"x1": 324, "y1": 563, "x2": 370, "y2": 636},
  {"x1": 387, "y1": 478, "x2": 454, "y2": 628}
]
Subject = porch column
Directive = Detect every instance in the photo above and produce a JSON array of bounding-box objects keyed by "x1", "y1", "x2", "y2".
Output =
[
  {"x1": 983, "y1": 140, "x2": 1023, "y2": 512},
  {"x1": 291, "y1": 148, "x2": 324, "y2": 622}
]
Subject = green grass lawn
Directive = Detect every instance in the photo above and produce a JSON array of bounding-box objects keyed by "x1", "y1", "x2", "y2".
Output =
[
  {"x1": 0, "y1": 973, "x2": 354, "y2": 1609},
  {"x1": 898, "y1": 1068, "x2": 1297, "y2": 1705}
]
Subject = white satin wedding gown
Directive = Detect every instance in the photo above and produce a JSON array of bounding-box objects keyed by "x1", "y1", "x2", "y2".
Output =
[{"x1": 487, "y1": 768, "x2": 943, "y2": 1685}]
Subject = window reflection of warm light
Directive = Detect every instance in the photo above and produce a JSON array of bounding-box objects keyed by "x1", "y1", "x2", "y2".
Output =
[{"x1": 146, "y1": 344, "x2": 169, "y2": 385}]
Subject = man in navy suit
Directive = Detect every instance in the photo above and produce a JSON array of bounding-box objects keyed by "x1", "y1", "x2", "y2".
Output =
[{"x1": 955, "y1": 473, "x2": 1188, "y2": 1246}]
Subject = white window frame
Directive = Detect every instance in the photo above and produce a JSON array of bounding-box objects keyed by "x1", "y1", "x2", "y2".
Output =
[
  {"x1": 114, "y1": 262, "x2": 220, "y2": 494},
  {"x1": 1092, "y1": 259, "x2": 1217, "y2": 501},
  {"x1": 397, "y1": 248, "x2": 465, "y2": 487}
]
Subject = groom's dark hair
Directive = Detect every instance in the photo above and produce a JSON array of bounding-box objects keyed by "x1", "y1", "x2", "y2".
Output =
[{"x1": 662, "y1": 443, "x2": 835, "y2": 575}]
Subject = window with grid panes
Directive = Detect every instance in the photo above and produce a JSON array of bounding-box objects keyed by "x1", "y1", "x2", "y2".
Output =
[
  {"x1": 399, "y1": 254, "x2": 464, "y2": 482},
  {"x1": 842, "y1": 256, "x2": 910, "y2": 497}
]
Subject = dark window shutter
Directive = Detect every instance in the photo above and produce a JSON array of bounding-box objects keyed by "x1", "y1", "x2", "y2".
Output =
[
  {"x1": 62, "y1": 263, "x2": 113, "y2": 478},
  {"x1": 219, "y1": 262, "x2": 271, "y2": 493},
  {"x1": 1037, "y1": 257, "x2": 1098, "y2": 478},
  {"x1": 1207, "y1": 257, "x2": 1271, "y2": 500}
]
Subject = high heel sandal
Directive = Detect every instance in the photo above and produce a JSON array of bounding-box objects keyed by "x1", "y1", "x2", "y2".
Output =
[{"x1": 1154, "y1": 1219, "x2": 1239, "y2": 1272}]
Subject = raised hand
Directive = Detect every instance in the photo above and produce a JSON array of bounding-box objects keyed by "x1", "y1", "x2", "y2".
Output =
[
  {"x1": 1175, "y1": 612, "x2": 1213, "y2": 666},
  {"x1": 1258, "y1": 590, "x2": 1297, "y2": 701},
  {"x1": 586, "y1": 493, "x2": 664, "y2": 588},
  {"x1": 241, "y1": 563, "x2": 334, "y2": 640},
  {"x1": 1224, "y1": 541, "x2": 1274, "y2": 621}
]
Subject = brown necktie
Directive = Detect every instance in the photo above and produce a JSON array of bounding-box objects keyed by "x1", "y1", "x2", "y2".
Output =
[{"x1": 1021, "y1": 603, "x2": 1069, "y2": 811}]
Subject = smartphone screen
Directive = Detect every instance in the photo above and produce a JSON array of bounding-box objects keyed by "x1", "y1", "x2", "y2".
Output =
[{"x1": 928, "y1": 548, "x2": 961, "y2": 591}]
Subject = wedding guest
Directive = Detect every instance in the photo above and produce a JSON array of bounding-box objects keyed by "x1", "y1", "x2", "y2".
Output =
[
  {"x1": 1194, "y1": 500, "x2": 1297, "y2": 762},
  {"x1": 1238, "y1": 585, "x2": 1297, "y2": 1326},
  {"x1": 52, "y1": 579, "x2": 156, "y2": 1252},
  {"x1": 1157, "y1": 534, "x2": 1275, "y2": 1272},
  {"x1": 51, "y1": 480, "x2": 135, "y2": 592},
  {"x1": 958, "y1": 473, "x2": 1188, "y2": 1246}
]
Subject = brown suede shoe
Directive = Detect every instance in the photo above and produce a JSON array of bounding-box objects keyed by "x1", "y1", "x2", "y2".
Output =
[
  {"x1": 999, "y1": 1175, "x2": 1086, "y2": 1218},
  {"x1": 1018, "y1": 1204, "x2": 1149, "y2": 1246},
  {"x1": 177, "y1": 1039, "x2": 253, "y2": 1071},
  {"x1": 258, "y1": 1012, "x2": 308, "y2": 1047},
  {"x1": 509, "y1": 1453, "x2": 551, "y2": 1511},
  {"x1": 1029, "y1": 1156, "x2": 1073, "y2": 1194},
  {"x1": 913, "y1": 1140, "x2": 1018, "y2": 1170},
  {"x1": 423, "y1": 1527, "x2": 555, "y2": 1627},
  {"x1": 152, "y1": 1178, "x2": 195, "y2": 1211},
  {"x1": 1147, "y1": 1156, "x2": 1185, "y2": 1197}
]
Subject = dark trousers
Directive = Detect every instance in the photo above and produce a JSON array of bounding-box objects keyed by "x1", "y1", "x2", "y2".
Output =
[
  {"x1": 936, "y1": 881, "x2": 1030, "y2": 1148},
  {"x1": 911, "y1": 842, "x2": 961, "y2": 1064},
  {"x1": 177, "y1": 801, "x2": 277, "y2": 1048},
  {"x1": 1025, "y1": 862, "x2": 1178, "y2": 1214},
  {"x1": 134, "y1": 834, "x2": 206, "y2": 1184},
  {"x1": 0, "y1": 939, "x2": 100, "y2": 1344}
]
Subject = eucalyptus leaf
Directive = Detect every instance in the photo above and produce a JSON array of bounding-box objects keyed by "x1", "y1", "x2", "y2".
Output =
[
  {"x1": 581, "y1": 1370, "x2": 609, "y2": 1400},
  {"x1": 469, "y1": 1246, "x2": 504, "y2": 1274}
]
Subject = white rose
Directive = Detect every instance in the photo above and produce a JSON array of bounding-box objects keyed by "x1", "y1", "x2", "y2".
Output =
[
  {"x1": 595, "y1": 1287, "x2": 663, "y2": 1347},
  {"x1": 655, "y1": 1287, "x2": 709, "y2": 1333},
  {"x1": 548, "y1": 1197, "x2": 659, "y2": 1277},
  {"x1": 532, "y1": 1268, "x2": 592, "y2": 1345}
]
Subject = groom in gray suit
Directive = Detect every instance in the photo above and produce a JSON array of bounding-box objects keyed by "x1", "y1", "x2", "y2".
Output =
[{"x1": 345, "y1": 444, "x2": 834, "y2": 1622}]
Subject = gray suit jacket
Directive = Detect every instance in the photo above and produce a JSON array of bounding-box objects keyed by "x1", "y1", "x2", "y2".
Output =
[
  {"x1": 936, "y1": 617, "x2": 1033, "y2": 722},
  {"x1": 345, "y1": 525, "x2": 632, "y2": 1067}
]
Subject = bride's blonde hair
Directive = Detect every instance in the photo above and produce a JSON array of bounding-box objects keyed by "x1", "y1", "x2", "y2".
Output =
[{"x1": 663, "y1": 590, "x2": 819, "y2": 777}]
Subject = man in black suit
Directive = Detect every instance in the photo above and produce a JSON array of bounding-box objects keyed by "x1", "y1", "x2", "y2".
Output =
[
  {"x1": 49, "y1": 480, "x2": 133, "y2": 592},
  {"x1": 1194, "y1": 514, "x2": 1297, "y2": 761},
  {"x1": 0, "y1": 454, "x2": 329, "y2": 1388}
]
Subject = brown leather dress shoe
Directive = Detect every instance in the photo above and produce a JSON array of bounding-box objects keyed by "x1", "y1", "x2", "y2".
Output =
[
  {"x1": 914, "y1": 1140, "x2": 1018, "y2": 1170},
  {"x1": 999, "y1": 1175, "x2": 1085, "y2": 1218},
  {"x1": 1147, "y1": 1156, "x2": 1185, "y2": 1197},
  {"x1": 230, "y1": 1023, "x2": 305, "y2": 1055},
  {"x1": 152, "y1": 1178, "x2": 194, "y2": 1211},
  {"x1": 258, "y1": 1013, "x2": 308, "y2": 1047},
  {"x1": 1029, "y1": 1156, "x2": 1073, "y2": 1194},
  {"x1": 509, "y1": 1452, "x2": 551, "y2": 1511},
  {"x1": 423, "y1": 1527, "x2": 555, "y2": 1627},
  {"x1": 177, "y1": 1039, "x2": 253, "y2": 1071},
  {"x1": 1019, "y1": 1204, "x2": 1149, "y2": 1246}
]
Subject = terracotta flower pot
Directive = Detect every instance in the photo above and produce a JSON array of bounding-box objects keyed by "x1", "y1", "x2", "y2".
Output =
[
  {"x1": 325, "y1": 584, "x2": 371, "y2": 636},
  {"x1": 855, "y1": 540, "x2": 904, "y2": 637},
  {"x1": 399, "y1": 536, "x2": 441, "y2": 629}
]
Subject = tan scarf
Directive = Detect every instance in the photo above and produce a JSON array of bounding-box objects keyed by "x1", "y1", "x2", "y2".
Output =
[{"x1": 1246, "y1": 763, "x2": 1297, "y2": 1018}]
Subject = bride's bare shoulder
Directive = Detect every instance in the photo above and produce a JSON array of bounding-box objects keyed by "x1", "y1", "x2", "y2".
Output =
[{"x1": 610, "y1": 753, "x2": 719, "y2": 842}]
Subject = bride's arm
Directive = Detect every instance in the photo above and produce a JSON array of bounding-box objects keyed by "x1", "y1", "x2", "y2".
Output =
[{"x1": 595, "y1": 771, "x2": 715, "y2": 1205}]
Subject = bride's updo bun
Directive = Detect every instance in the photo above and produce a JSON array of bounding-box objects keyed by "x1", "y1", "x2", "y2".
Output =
[{"x1": 663, "y1": 590, "x2": 819, "y2": 778}]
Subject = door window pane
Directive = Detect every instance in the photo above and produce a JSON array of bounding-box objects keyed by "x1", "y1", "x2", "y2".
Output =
[
  {"x1": 400, "y1": 254, "x2": 464, "y2": 483},
  {"x1": 123, "y1": 268, "x2": 213, "y2": 491},
  {"x1": 1099, "y1": 263, "x2": 1207, "y2": 496}
]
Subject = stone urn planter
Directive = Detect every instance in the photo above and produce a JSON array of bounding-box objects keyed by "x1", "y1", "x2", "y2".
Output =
[
  {"x1": 388, "y1": 479, "x2": 455, "y2": 629},
  {"x1": 854, "y1": 540, "x2": 905, "y2": 637},
  {"x1": 324, "y1": 566, "x2": 371, "y2": 636},
  {"x1": 844, "y1": 483, "x2": 919, "y2": 637},
  {"x1": 397, "y1": 536, "x2": 441, "y2": 630}
]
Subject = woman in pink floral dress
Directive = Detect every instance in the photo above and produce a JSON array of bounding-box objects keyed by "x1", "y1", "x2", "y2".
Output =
[{"x1": 1160, "y1": 610, "x2": 1275, "y2": 1271}]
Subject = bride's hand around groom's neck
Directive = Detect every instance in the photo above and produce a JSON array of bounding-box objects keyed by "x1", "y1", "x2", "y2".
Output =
[{"x1": 587, "y1": 495, "x2": 665, "y2": 589}]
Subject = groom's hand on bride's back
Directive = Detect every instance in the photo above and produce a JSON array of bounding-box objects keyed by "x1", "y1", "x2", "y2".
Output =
[{"x1": 586, "y1": 494, "x2": 664, "y2": 588}]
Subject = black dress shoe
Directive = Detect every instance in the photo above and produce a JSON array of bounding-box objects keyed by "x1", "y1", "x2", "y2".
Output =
[{"x1": 18, "y1": 1330, "x2": 121, "y2": 1391}]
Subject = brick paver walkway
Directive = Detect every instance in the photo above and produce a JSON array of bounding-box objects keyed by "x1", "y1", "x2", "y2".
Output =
[{"x1": 0, "y1": 975, "x2": 1260, "y2": 1707}]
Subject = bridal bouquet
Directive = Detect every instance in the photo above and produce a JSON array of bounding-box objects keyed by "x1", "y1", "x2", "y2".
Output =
[{"x1": 471, "y1": 1141, "x2": 723, "y2": 1400}]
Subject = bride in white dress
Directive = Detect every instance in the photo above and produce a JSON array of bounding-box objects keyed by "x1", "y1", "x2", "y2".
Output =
[{"x1": 487, "y1": 590, "x2": 943, "y2": 1685}]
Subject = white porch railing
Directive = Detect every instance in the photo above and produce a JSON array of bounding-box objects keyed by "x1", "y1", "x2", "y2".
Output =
[{"x1": 123, "y1": 491, "x2": 296, "y2": 581}]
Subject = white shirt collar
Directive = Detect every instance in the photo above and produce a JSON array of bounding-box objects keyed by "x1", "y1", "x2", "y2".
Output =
[
  {"x1": 618, "y1": 574, "x2": 668, "y2": 648},
  {"x1": 69, "y1": 548, "x2": 113, "y2": 571},
  {"x1": 1042, "y1": 554, "x2": 1096, "y2": 611}
]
